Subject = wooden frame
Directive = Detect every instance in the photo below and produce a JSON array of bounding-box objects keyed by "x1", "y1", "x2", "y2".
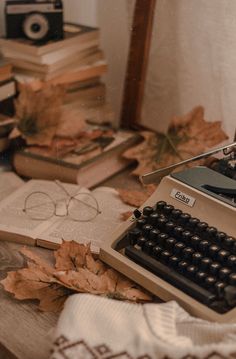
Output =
[{"x1": 121, "y1": 0, "x2": 156, "y2": 128}]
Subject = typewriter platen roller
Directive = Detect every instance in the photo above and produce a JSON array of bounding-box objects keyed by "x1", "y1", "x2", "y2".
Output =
[{"x1": 100, "y1": 163, "x2": 236, "y2": 323}]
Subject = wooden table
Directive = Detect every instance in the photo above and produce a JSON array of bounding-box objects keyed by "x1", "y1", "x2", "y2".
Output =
[{"x1": 0, "y1": 168, "x2": 143, "y2": 359}]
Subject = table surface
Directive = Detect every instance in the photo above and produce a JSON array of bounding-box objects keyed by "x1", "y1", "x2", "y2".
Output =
[{"x1": 0, "y1": 167, "x2": 144, "y2": 359}]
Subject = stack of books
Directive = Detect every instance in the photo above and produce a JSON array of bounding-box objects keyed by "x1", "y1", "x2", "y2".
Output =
[
  {"x1": 0, "y1": 23, "x2": 113, "y2": 124},
  {"x1": 0, "y1": 58, "x2": 16, "y2": 116}
]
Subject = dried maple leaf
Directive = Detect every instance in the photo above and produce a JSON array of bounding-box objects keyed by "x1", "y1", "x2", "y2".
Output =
[
  {"x1": 117, "y1": 185, "x2": 157, "y2": 207},
  {"x1": 54, "y1": 241, "x2": 92, "y2": 271},
  {"x1": 120, "y1": 211, "x2": 133, "y2": 221},
  {"x1": 1, "y1": 262, "x2": 70, "y2": 312},
  {"x1": 14, "y1": 85, "x2": 65, "y2": 146},
  {"x1": 1, "y1": 242, "x2": 152, "y2": 312},
  {"x1": 123, "y1": 106, "x2": 228, "y2": 177},
  {"x1": 56, "y1": 108, "x2": 87, "y2": 138}
]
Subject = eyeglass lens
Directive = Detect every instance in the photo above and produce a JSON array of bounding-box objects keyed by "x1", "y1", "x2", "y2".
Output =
[{"x1": 24, "y1": 192, "x2": 55, "y2": 220}]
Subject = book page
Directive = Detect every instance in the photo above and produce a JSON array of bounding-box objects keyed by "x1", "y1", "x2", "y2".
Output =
[
  {"x1": 0, "y1": 179, "x2": 80, "y2": 239},
  {"x1": 0, "y1": 172, "x2": 24, "y2": 202},
  {"x1": 38, "y1": 187, "x2": 134, "y2": 252}
]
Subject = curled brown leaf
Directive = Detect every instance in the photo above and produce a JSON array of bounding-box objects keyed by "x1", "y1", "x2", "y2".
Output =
[{"x1": 123, "y1": 106, "x2": 228, "y2": 177}]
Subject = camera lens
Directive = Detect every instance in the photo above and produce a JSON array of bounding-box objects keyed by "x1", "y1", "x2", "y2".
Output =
[
  {"x1": 31, "y1": 23, "x2": 41, "y2": 33},
  {"x1": 23, "y1": 13, "x2": 49, "y2": 41}
]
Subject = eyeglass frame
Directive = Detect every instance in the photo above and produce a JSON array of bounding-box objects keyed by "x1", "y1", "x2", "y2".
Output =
[{"x1": 22, "y1": 180, "x2": 102, "y2": 222}]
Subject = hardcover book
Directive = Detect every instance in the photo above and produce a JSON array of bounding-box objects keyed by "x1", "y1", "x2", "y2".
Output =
[{"x1": 13, "y1": 131, "x2": 142, "y2": 188}]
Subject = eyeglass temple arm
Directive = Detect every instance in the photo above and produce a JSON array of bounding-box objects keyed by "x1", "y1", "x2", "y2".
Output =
[
  {"x1": 140, "y1": 141, "x2": 236, "y2": 185},
  {"x1": 55, "y1": 180, "x2": 76, "y2": 197}
]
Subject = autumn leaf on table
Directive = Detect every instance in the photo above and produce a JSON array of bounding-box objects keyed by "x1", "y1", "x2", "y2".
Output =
[
  {"x1": 1, "y1": 242, "x2": 151, "y2": 312},
  {"x1": 123, "y1": 106, "x2": 228, "y2": 177}
]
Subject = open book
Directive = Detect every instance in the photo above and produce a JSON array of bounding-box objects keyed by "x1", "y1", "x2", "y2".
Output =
[{"x1": 0, "y1": 173, "x2": 133, "y2": 252}]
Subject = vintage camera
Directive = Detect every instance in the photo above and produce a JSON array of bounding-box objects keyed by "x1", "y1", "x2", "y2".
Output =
[{"x1": 5, "y1": 0, "x2": 64, "y2": 42}]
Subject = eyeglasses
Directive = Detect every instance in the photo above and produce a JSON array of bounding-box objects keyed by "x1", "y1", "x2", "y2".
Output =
[{"x1": 23, "y1": 180, "x2": 101, "y2": 222}]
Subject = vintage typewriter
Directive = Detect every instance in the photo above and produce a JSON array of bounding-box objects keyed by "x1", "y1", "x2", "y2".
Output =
[{"x1": 100, "y1": 141, "x2": 236, "y2": 323}]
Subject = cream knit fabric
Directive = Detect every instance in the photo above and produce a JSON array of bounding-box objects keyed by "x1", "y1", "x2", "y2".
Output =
[{"x1": 50, "y1": 294, "x2": 236, "y2": 359}]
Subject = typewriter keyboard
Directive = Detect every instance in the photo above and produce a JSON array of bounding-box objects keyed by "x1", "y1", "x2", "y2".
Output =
[{"x1": 123, "y1": 201, "x2": 236, "y2": 314}]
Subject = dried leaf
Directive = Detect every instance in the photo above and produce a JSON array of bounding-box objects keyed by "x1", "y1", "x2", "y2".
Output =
[
  {"x1": 14, "y1": 85, "x2": 65, "y2": 146},
  {"x1": 54, "y1": 241, "x2": 91, "y2": 271},
  {"x1": 120, "y1": 211, "x2": 133, "y2": 221},
  {"x1": 1, "y1": 242, "x2": 151, "y2": 312},
  {"x1": 56, "y1": 108, "x2": 87, "y2": 138},
  {"x1": 123, "y1": 106, "x2": 228, "y2": 177},
  {"x1": 117, "y1": 185, "x2": 156, "y2": 207}
]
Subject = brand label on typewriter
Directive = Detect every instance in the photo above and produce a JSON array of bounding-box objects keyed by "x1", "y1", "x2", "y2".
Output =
[{"x1": 170, "y1": 188, "x2": 196, "y2": 207}]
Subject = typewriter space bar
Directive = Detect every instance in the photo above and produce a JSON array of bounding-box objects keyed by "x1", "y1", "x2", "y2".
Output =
[{"x1": 125, "y1": 246, "x2": 216, "y2": 305}]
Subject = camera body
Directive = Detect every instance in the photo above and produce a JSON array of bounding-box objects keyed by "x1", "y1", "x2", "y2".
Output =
[{"x1": 5, "y1": 0, "x2": 63, "y2": 42}]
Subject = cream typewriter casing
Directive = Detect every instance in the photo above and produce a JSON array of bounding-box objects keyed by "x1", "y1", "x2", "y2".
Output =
[{"x1": 100, "y1": 167, "x2": 236, "y2": 323}]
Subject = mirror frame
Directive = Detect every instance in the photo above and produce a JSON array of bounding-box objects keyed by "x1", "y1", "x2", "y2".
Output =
[{"x1": 121, "y1": 0, "x2": 156, "y2": 128}]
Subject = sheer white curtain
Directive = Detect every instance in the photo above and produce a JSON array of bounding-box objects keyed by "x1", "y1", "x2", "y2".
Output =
[{"x1": 138, "y1": 0, "x2": 236, "y2": 138}]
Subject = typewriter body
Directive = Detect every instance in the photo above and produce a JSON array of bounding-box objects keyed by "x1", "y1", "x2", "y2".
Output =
[{"x1": 100, "y1": 147, "x2": 236, "y2": 323}]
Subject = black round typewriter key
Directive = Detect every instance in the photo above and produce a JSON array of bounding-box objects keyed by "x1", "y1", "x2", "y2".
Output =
[
  {"x1": 157, "y1": 233, "x2": 169, "y2": 246},
  {"x1": 136, "y1": 218, "x2": 147, "y2": 229},
  {"x1": 205, "y1": 226, "x2": 217, "y2": 239},
  {"x1": 183, "y1": 247, "x2": 194, "y2": 260},
  {"x1": 191, "y1": 235, "x2": 201, "y2": 250},
  {"x1": 205, "y1": 276, "x2": 217, "y2": 288},
  {"x1": 143, "y1": 206, "x2": 154, "y2": 217},
  {"x1": 149, "y1": 228, "x2": 160, "y2": 241},
  {"x1": 170, "y1": 209, "x2": 182, "y2": 220},
  {"x1": 178, "y1": 213, "x2": 191, "y2": 225},
  {"x1": 160, "y1": 250, "x2": 172, "y2": 263},
  {"x1": 156, "y1": 201, "x2": 167, "y2": 213},
  {"x1": 178, "y1": 260, "x2": 189, "y2": 273},
  {"x1": 196, "y1": 222, "x2": 208, "y2": 234},
  {"x1": 148, "y1": 212, "x2": 159, "y2": 225},
  {"x1": 215, "y1": 282, "x2": 226, "y2": 298},
  {"x1": 200, "y1": 257, "x2": 213, "y2": 270},
  {"x1": 209, "y1": 245, "x2": 220, "y2": 259},
  {"x1": 174, "y1": 242, "x2": 185, "y2": 254},
  {"x1": 152, "y1": 246, "x2": 162, "y2": 258},
  {"x1": 224, "y1": 236, "x2": 235, "y2": 250},
  {"x1": 217, "y1": 250, "x2": 230, "y2": 264},
  {"x1": 166, "y1": 237, "x2": 177, "y2": 250},
  {"x1": 192, "y1": 252, "x2": 203, "y2": 265},
  {"x1": 143, "y1": 240, "x2": 156, "y2": 254},
  {"x1": 169, "y1": 255, "x2": 180, "y2": 267},
  {"x1": 165, "y1": 221, "x2": 175, "y2": 235},
  {"x1": 199, "y1": 240, "x2": 210, "y2": 253},
  {"x1": 142, "y1": 224, "x2": 153, "y2": 236},
  {"x1": 133, "y1": 209, "x2": 142, "y2": 219},
  {"x1": 182, "y1": 230, "x2": 192, "y2": 244},
  {"x1": 215, "y1": 232, "x2": 227, "y2": 245},
  {"x1": 128, "y1": 228, "x2": 142, "y2": 245},
  {"x1": 187, "y1": 217, "x2": 200, "y2": 230},
  {"x1": 219, "y1": 267, "x2": 231, "y2": 281},
  {"x1": 209, "y1": 262, "x2": 221, "y2": 276},
  {"x1": 228, "y1": 255, "x2": 236, "y2": 269},
  {"x1": 163, "y1": 204, "x2": 174, "y2": 215},
  {"x1": 229, "y1": 273, "x2": 236, "y2": 286},
  {"x1": 137, "y1": 236, "x2": 148, "y2": 247},
  {"x1": 157, "y1": 217, "x2": 168, "y2": 231},
  {"x1": 173, "y1": 226, "x2": 184, "y2": 240},
  {"x1": 195, "y1": 271, "x2": 207, "y2": 283},
  {"x1": 186, "y1": 265, "x2": 198, "y2": 278}
]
